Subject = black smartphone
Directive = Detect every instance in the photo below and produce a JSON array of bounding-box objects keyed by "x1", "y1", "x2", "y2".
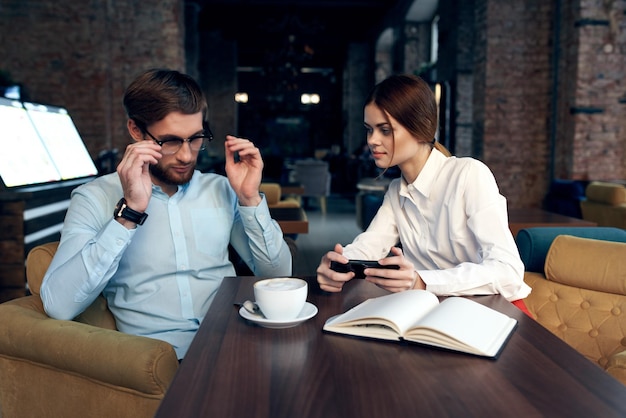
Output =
[{"x1": 330, "y1": 260, "x2": 399, "y2": 279}]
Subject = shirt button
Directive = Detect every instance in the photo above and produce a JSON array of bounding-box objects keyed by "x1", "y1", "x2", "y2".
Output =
[{"x1": 116, "y1": 239, "x2": 124, "y2": 246}]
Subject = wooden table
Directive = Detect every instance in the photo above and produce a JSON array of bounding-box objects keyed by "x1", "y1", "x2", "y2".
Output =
[
  {"x1": 280, "y1": 183, "x2": 305, "y2": 196},
  {"x1": 278, "y1": 182, "x2": 305, "y2": 207},
  {"x1": 155, "y1": 277, "x2": 626, "y2": 418},
  {"x1": 508, "y1": 208, "x2": 596, "y2": 237},
  {"x1": 270, "y1": 207, "x2": 308, "y2": 234}
]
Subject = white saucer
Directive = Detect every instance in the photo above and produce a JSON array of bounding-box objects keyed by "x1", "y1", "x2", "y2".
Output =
[{"x1": 239, "y1": 302, "x2": 318, "y2": 329}]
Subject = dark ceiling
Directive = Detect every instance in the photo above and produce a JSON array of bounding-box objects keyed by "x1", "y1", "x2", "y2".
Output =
[
  {"x1": 191, "y1": 0, "x2": 415, "y2": 155},
  {"x1": 195, "y1": 0, "x2": 408, "y2": 69}
]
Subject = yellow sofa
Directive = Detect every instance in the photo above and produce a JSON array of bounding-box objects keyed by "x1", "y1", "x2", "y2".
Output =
[
  {"x1": 580, "y1": 181, "x2": 626, "y2": 229},
  {"x1": 0, "y1": 242, "x2": 179, "y2": 418},
  {"x1": 520, "y1": 232, "x2": 626, "y2": 385}
]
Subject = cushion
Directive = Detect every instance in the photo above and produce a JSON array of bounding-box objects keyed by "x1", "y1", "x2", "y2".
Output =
[
  {"x1": 515, "y1": 226, "x2": 626, "y2": 273},
  {"x1": 260, "y1": 182, "x2": 281, "y2": 204},
  {"x1": 586, "y1": 181, "x2": 626, "y2": 206},
  {"x1": 523, "y1": 270, "x2": 626, "y2": 371},
  {"x1": 544, "y1": 235, "x2": 626, "y2": 295},
  {"x1": 260, "y1": 182, "x2": 300, "y2": 208}
]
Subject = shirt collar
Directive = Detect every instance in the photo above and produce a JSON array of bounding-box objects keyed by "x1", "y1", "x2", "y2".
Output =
[
  {"x1": 150, "y1": 172, "x2": 194, "y2": 199},
  {"x1": 399, "y1": 148, "x2": 448, "y2": 201}
]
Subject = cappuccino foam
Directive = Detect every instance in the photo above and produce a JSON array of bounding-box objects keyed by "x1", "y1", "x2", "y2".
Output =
[{"x1": 256, "y1": 279, "x2": 303, "y2": 291}]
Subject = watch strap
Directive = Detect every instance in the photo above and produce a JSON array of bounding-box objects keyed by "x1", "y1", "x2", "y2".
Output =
[{"x1": 114, "y1": 198, "x2": 148, "y2": 225}]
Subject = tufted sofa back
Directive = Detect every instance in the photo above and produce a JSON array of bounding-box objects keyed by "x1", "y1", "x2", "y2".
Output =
[{"x1": 523, "y1": 234, "x2": 626, "y2": 385}]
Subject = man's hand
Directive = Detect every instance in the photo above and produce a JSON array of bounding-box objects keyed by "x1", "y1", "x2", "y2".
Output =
[
  {"x1": 116, "y1": 141, "x2": 162, "y2": 212},
  {"x1": 224, "y1": 135, "x2": 263, "y2": 206}
]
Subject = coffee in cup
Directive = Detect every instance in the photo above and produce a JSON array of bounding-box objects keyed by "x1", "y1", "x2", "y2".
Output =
[{"x1": 253, "y1": 278, "x2": 308, "y2": 320}]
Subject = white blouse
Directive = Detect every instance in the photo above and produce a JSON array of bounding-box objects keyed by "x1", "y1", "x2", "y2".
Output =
[{"x1": 344, "y1": 149, "x2": 531, "y2": 301}]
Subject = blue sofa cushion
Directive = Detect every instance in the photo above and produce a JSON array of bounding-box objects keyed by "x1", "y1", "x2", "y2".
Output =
[{"x1": 515, "y1": 226, "x2": 626, "y2": 272}]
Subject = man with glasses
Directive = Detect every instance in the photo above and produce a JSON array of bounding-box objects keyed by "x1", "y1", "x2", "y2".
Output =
[{"x1": 40, "y1": 68, "x2": 292, "y2": 360}]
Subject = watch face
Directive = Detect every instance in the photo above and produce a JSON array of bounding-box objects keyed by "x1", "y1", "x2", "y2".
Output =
[{"x1": 114, "y1": 198, "x2": 126, "y2": 218}]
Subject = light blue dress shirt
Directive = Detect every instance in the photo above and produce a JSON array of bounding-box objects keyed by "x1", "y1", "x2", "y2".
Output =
[{"x1": 40, "y1": 171, "x2": 292, "y2": 358}]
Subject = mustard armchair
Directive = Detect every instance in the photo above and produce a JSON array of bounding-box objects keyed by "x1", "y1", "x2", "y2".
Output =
[
  {"x1": 580, "y1": 181, "x2": 626, "y2": 229},
  {"x1": 518, "y1": 229, "x2": 626, "y2": 385},
  {"x1": 0, "y1": 242, "x2": 179, "y2": 418},
  {"x1": 259, "y1": 182, "x2": 301, "y2": 208}
]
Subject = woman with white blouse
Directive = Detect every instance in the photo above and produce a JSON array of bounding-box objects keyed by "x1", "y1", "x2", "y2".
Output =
[{"x1": 316, "y1": 74, "x2": 531, "y2": 314}]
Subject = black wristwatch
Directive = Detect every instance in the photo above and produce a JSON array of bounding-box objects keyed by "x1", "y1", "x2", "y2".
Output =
[{"x1": 114, "y1": 198, "x2": 148, "y2": 225}]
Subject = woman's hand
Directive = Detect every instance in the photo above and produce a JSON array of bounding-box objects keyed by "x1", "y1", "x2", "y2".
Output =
[
  {"x1": 364, "y1": 246, "x2": 425, "y2": 293},
  {"x1": 316, "y1": 243, "x2": 355, "y2": 292}
]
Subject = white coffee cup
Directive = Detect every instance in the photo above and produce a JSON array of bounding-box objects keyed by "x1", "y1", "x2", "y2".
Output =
[{"x1": 253, "y1": 278, "x2": 308, "y2": 320}]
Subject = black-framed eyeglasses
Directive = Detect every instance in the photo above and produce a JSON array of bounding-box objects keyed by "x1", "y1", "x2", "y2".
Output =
[{"x1": 143, "y1": 125, "x2": 214, "y2": 155}]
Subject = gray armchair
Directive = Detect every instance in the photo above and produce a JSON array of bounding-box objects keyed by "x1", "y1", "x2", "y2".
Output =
[{"x1": 293, "y1": 159, "x2": 331, "y2": 214}]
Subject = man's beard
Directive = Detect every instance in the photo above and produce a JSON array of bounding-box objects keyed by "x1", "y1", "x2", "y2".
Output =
[{"x1": 149, "y1": 163, "x2": 195, "y2": 186}]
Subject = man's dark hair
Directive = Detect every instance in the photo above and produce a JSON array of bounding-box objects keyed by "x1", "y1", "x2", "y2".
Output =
[{"x1": 123, "y1": 68, "x2": 208, "y2": 130}]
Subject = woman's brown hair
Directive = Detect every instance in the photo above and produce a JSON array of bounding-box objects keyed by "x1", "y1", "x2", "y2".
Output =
[{"x1": 364, "y1": 74, "x2": 451, "y2": 157}]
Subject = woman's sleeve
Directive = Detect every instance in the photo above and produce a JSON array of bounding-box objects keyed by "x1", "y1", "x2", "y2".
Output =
[
  {"x1": 343, "y1": 186, "x2": 401, "y2": 260},
  {"x1": 420, "y1": 162, "x2": 530, "y2": 301}
]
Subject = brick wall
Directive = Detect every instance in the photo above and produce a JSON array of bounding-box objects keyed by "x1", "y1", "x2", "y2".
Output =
[
  {"x1": 1, "y1": 0, "x2": 624, "y2": 211},
  {"x1": 556, "y1": 0, "x2": 626, "y2": 181},
  {"x1": 478, "y1": 0, "x2": 554, "y2": 208},
  {"x1": 553, "y1": 0, "x2": 579, "y2": 181},
  {"x1": 437, "y1": 0, "x2": 625, "y2": 209},
  {"x1": 0, "y1": 0, "x2": 185, "y2": 165},
  {"x1": 403, "y1": 21, "x2": 432, "y2": 75},
  {"x1": 437, "y1": 0, "x2": 475, "y2": 156}
]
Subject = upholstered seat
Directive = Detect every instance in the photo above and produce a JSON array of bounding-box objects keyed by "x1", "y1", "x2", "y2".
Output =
[
  {"x1": 259, "y1": 182, "x2": 301, "y2": 208},
  {"x1": 580, "y1": 181, "x2": 626, "y2": 229},
  {"x1": 518, "y1": 227, "x2": 626, "y2": 385},
  {"x1": 0, "y1": 242, "x2": 179, "y2": 418}
]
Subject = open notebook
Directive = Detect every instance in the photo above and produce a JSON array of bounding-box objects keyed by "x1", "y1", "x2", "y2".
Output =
[{"x1": 323, "y1": 290, "x2": 517, "y2": 358}]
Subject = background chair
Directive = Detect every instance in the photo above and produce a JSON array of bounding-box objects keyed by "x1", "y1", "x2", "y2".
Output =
[
  {"x1": 516, "y1": 227, "x2": 626, "y2": 385},
  {"x1": 354, "y1": 177, "x2": 391, "y2": 230},
  {"x1": 580, "y1": 181, "x2": 626, "y2": 229},
  {"x1": 259, "y1": 182, "x2": 301, "y2": 208},
  {"x1": 293, "y1": 159, "x2": 331, "y2": 214},
  {"x1": 542, "y1": 178, "x2": 588, "y2": 218},
  {"x1": 0, "y1": 242, "x2": 179, "y2": 418}
]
